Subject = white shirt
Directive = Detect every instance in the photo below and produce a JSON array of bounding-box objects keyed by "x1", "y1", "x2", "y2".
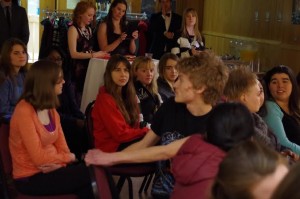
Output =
[{"x1": 162, "y1": 12, "x2": 171, "y2": 32}]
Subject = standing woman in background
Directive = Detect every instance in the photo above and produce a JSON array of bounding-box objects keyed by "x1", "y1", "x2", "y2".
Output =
[
  {"x1": 0, "y1": 38, "x2": 27, "y2": 117},
  {"x1": 9, "y1": 60, "x2": 94, "y2": 198},
  {"x1": 171, "y1": 8, "x2": 205, "y2": 58},
  {"x1": 157, "y1": 52, "x2": 179, "y2": 102},
  {"x1": 263, "y1": 65, "x2": 300, "y2": 154},
  {"x1": 68, "y1": 1, "x2": 107, "y2": 105},
  {"x1": 97, "y1": 0, "x2": 139, "y2": 55}
]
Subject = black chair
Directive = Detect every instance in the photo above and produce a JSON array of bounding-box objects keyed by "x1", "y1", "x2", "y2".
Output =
[{"x1": 85, "y1": 101, "x2": 156, "y2": 199}]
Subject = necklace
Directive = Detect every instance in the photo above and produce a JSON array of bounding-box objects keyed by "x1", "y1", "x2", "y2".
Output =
[{"x1": 79, "y1": 27, "x2": 91, "y2": 40}]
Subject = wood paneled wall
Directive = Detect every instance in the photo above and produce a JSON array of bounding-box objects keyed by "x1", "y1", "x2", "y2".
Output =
[
  {"x1": 33, "y1": 0, "x2": 300, "y2": 73},
  {"x1": 201, "y1": 0, "x2": 299, "y2": 73}
]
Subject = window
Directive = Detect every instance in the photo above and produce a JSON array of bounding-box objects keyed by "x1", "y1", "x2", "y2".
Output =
[{"x1": 27, "y1": 0, "x2": 40, "y2": 63}]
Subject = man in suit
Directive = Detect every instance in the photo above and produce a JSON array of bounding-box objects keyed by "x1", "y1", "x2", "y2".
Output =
[
  {"x1": 0, "y1": 0, "x2": 29, "y2": 51},
  {"x1": 148, "y1": 0, "x2": 182, "y2": 59}
]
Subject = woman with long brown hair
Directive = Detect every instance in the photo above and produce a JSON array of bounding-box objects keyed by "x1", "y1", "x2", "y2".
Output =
[
  {"x1": 92, "y1": 54, "x2": 149, "y2": 152},
  {"x1": 263, "y1": 65, "x2": 300, "y2": 154},
  {"x1": 96, "y1": 0, "x2": 139, "y2": 55},
  {"x1": 9, "y1": 60, "x2": 94, "y2": 198},
  {"x1": 0, "y1": 38, "x2": 28, "y2": 117}
]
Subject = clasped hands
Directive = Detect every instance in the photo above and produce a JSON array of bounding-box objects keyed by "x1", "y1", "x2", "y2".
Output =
[
  {"x1": 38, "y1": 153, "x2": 76, "y2": 173},
  {"x1": 164, "y1": 31, "x2": 174, "y2": 39}
]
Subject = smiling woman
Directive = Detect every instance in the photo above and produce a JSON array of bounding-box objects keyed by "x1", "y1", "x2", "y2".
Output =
[{"x1": 262, "y1": 65, "x2": 300, "y2": 155}]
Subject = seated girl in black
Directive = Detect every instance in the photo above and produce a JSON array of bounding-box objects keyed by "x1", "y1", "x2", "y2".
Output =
[{"x1": 131, "y1": 56, "x2": 162, "y2": 124}]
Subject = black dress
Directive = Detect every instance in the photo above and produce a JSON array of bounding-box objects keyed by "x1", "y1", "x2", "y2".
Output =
[
  {"x1": 71, "y1": 24, "x2": 94, "y2": 105},
  {"x1": 107, "y1": 31, "x2": 131, "y2": 55}
]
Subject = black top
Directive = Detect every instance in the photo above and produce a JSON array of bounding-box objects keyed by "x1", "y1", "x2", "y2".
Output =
[
  {"x1": 134, "y1": 81, "x2": 161, "y2": 124},
  {"x1": 151, "y1": 97, "x2": 211, "y2": 138},
  {"x1": 157, "y1": 76, "x2": 174, "y2": 103},
  {"x1": 107, "y1": 32, "x2": 131, "y2": 55},
  {"x1": 150, "y1": 97, "x2": 212, "y2": 198},
  {"x1": 281, "y1": 109, "x2": 300, "y2": 145},
  {"x1": 74, "y1": 25, "x2": 93, "y2": 53}
]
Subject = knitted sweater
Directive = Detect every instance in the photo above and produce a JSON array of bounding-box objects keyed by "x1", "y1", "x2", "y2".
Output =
[
  {"x1": 9, "y1": 100, "x2": 73, "y2": 179},
  {"x1": 263, "y1": 100, "x2": 300, "y2": 155}
]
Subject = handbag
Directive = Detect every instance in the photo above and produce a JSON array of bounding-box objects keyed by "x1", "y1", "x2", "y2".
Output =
[
  {"x1": 151, "y1": 131, "x2": 184, "y2": 198},
  {"x1": 151, "y1": 160, "x2": 174, "y2": 198}
]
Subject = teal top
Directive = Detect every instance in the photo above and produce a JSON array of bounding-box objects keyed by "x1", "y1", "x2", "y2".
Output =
[{"x1": 263, "y1": 100, "x2": 300, "y2": 155}]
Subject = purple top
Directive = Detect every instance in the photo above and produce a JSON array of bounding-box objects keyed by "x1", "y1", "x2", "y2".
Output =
[{"x1": 44, "y1": 111, "x2": 56, "y2": 132}]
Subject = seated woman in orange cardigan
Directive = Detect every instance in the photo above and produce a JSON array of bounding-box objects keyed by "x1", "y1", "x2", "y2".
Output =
[{"x1": 9, "y1": 60, "x2": 94, "y2": 198}]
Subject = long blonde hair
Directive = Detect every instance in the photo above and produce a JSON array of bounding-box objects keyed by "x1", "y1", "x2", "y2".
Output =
[{"x1": 131, "y1": 56, "x2": 159, "y2": 96}]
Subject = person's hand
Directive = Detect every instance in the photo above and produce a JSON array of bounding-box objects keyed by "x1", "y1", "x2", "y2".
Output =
[
  {"x1": 75, "y1": 119, "x2": 85, "y2": 128},
  {"x1": 93, "y1": 51, "x2": 110, "y2": 58},
  {"x1": 119, "y1": 32, "x2": 127, "y2": 42},
  {"x1": 164, "y1": 31, "x2": 174, "y2": 39},
  {"x1": 281, "y1": 149, "x2": 299, "y2": 162},
  {"x1": 131, "y1": 30, "x2": 139, "y2": 40},
  {"x1": 85, "y1": 149, "x2": 115, "y2": 166},
  {"x1": 38, "y1": 163, "x2": 63, "y2": 173},
  {"x1": 191, "y1": 48, "x2": 202, "y2": 56},
  {"x1": 69, "y1": 153, "x2": 77, "y2": 162}
]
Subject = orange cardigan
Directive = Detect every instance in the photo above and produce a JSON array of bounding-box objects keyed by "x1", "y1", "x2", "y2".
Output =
[{"x1": 9, "y1": 100, "x2": 73, "y2": 179}]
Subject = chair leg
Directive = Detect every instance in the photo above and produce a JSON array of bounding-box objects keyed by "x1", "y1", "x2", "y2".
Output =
[
  {"x1": 126, "y1": 177, "x2": 133, "y2": 199},
  {"x1": 116, "y1": 176, "x2": 126, "y2": 193},
  {"x1": 144, "y1": 174, "x2": 154, "y2": 193},
  {"x1": 0, "y1": 156, "x2": 10, "y2": 199},
  {"x1": 138, "y1": 175, "x2": 149, "y2": 194}
]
